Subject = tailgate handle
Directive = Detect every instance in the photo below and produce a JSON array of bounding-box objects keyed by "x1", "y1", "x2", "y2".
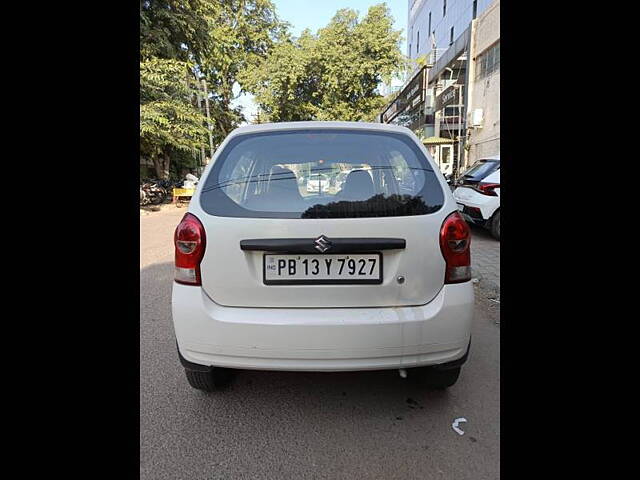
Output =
[{"x1": 240, "y1": 237, "x2": 406, "y2": 253}]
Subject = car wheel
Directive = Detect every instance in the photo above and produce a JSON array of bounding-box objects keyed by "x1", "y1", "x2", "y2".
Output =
[
  {"x1": 411, "y1": 366, "x2": 461, "y2": 389},
  {"x1": 425, "y1": 367, "x2": 461, "y2": 389},
  {"x1": 490, "y1": 209, "x2": 500, "y2": 240},
  {"x1": 184, "y1": 367, "x2": 233, "y2": 392}
]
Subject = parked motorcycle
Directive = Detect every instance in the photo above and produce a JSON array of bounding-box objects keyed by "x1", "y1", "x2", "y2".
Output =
[{"x1": 140, "y1": 179, "x2": 168, "y2": 205}]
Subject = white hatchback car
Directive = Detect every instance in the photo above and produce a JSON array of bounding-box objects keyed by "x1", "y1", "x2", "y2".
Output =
[
  {"x1": 453, "y1": 156, "x2": 500, "y2": 240},
  {"x1": 172, "y1": 122, "x2": 474, "y2": 392}
]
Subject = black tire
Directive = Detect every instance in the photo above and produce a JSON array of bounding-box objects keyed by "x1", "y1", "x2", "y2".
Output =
[
  {"x1": 490, "y1": 209, "x2": 500, "y2": 240},
  {"x1": 184, "y1": 367, "x2": 233, "y2": 392},
  {"x1": 425, "y1": 367, "x2": 461, "y2": 389},
  {"x1": 410, "y1": 366, "x2": 461, "y2": 390}
]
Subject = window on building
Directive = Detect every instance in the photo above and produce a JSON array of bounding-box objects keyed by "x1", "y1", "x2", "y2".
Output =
[
  {"x1": 449, "y1": 27, "x2": 454, "y2": 46},
  {"x1": 409, "y1": 43, "x2": 412, "y2": 56},
  {"x1": 473, "y1": 0, "x2": 478, "y2": 19},
  {"x1": 475, "y1": 41, "x2": 501, "y2": 80},
  {"x1": 417, "y1": 31, "x2": 420, "y2": 54},
  {"x1": 443, "y1": 0, "x2": 447, "y2": 17},
  {"x1": 428, "y1": 12, "x2": 431, "y2": 37}
]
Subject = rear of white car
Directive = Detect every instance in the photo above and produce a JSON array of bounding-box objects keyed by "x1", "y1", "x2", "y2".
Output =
[
  {"x1": 454, "y1": 157, "x2": 501, "y2": 239},
  {"x1": 171, "y1": 122, "x2": 474, "y2": 392}
]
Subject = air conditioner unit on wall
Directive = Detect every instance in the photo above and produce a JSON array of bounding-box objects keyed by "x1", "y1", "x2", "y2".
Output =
[{"x1": 468, "y1": 108, "x2": 483, "y2": 128}]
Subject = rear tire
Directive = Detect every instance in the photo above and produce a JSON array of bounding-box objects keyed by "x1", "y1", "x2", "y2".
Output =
[
  {"x1": 411, "y1": 366, "x2": 461, "y2": 390},
  {"x1": 490, "y1": 209, "x2": 500, "y2": 240},
  {"x1": 184, "y1": 367, "x2": 233, "y2": 392},
  {"x1": 425, "y1": 367, "x2": 461, "y2": 389}
]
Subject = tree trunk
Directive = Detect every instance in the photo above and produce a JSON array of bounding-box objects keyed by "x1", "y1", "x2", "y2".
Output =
[
  {"x1": 152, "y1": 154, "x2": 162, "y2": 179},
  {"x1": 161, "y1": 151, "x2": 170, "y2": 179},
  {"x1": 152, "y1": 151, "x2": 170, "y2": 179}
]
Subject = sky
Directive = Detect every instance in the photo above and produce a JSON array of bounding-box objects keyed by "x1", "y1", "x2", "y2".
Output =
[{"x1": 232, "y1": 0, "x2": 408, "y2": 124}]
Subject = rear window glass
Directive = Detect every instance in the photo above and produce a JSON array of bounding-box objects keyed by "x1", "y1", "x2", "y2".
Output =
[
  {"x1": 199, "y1": 129, "x2": 444, "y2": 219},
  {"x1": 461, "y1": 160, "x2": 499, "y2": 180}
]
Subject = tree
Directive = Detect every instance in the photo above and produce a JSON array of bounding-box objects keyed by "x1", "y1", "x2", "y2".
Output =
[
  {"x1": 198, "y1": 0, "x2": 286, "y2": 136},
  {"x1": 140, "y1": 0, "x2": 286, "y2": 178},
  {"x1": 140, "y1": 58, "x2": 209, "y2": 178},
  {"x1": 241, "y1": 3, "x2": 407, "y2": 122},
  {"x1": 140, "y1": 0, "x2": 212, "y2": 63}
]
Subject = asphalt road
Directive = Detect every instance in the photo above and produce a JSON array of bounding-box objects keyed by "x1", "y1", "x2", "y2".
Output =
[{"x1": 140, "y1": 206, "x2": 500, "y2": 480}]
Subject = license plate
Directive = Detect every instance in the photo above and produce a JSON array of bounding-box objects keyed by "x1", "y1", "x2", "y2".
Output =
[{"x1": 264, "y1": 253, "x2": 382, "y2": 285}]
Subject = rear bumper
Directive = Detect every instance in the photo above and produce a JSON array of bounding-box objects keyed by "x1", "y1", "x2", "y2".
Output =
[
  {"x1": 171, "y1": 282, "x2": 474, "y2": 372},
  {"x1": 453, "y1": 187, "x2": 499, "y2": 222}
]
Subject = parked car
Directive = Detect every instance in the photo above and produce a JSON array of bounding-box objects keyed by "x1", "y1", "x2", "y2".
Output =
[
  {"x1": 172, "y1": 122, "x2": 474, "y2": 392},
  {"x1": 334, "y1": 170, "x2": 351, "y2": 190},
  {"x1": 306, "y1": 173, "x2": 330, "y2": 193},
  {"x1": 453, "y1": 155, "x2": 500, "y2": 240}
]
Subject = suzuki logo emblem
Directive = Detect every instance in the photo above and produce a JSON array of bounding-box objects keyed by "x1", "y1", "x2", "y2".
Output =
[{"x1": 314, "y1": 235, "x2": 332, "y2": 253}]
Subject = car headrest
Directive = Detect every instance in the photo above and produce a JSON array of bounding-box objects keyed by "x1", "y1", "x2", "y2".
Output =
[
  {"x1": 268, "y1": 166, "x2": 299, "y2": 193},
  {"x1": 340, "y1": 169, "x2": 374, "y2": 200}
]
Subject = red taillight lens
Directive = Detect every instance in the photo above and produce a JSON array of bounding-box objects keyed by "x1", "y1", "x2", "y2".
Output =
[
  {"x1": 474, "y1": 182, "x2": 500, "y2": 196},
  {"x1": 440, "y1": 211, "x2": 471, "y2": 284},
  {"x1": 174, "y1": 213, "x2": 206, "y2": 285}
]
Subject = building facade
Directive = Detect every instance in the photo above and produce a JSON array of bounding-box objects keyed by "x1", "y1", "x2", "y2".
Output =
[
  {"x1": 466, "y1": 0, "x2": 500, "y2": 163},
  {"x1": 379, "y1": 0, "x2": 499, "y2": 177}
]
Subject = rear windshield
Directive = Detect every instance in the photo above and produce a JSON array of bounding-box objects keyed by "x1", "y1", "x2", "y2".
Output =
[
  {"x1": 199, "y1": 129, "x2": 444, "y2": 219},
  {"x1": 461, "y1": 160, "x2": 499, "y2": 181}
]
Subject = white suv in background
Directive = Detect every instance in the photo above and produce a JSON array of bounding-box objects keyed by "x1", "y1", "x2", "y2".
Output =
[
  {"x1": 453, "y1": 156, "x2": 500, "y2": 240},
  {"x1": 171, "y1": 122, "x2": 474, "y2": 393}
]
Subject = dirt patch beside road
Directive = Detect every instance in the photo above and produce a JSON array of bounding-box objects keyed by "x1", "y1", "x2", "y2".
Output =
[{"x1": 140, "y1": 202, "x2": 189, "y2": 216}]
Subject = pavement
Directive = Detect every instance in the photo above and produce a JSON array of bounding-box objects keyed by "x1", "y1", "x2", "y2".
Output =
[
  {"x1": 140, "y1": 206, "x2": 500, "y2": 480},
  {"x1": 469, "y1": 225, "x2": 500, "y2": 292}
]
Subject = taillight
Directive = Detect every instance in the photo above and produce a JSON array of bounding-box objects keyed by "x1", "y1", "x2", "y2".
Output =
[
  {"x1": 440, "y1": 211, "x2": 471, "y2": 284},
  {"x1": 474, "y1": 182, "x2": 500, "y2": 196},
  {"x1": 174, "y1": 213, "x2": 206, "y2": 285}
]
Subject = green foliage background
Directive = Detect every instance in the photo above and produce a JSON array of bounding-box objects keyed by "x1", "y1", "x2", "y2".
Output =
[
  {"x1": 140, "y1": 1, "x2": 407, "y2": 179},
  {"x1": 140, "y1": 0, "x2": 283, "y2": 178},
  {"x1": 240, "y1": 3, "x2": 407, "y2": 123}
]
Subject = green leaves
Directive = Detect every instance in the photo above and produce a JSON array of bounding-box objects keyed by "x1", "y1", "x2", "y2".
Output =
[
  {"x1": 140, "y1": 58, "x2": 208, "y2": 159},
  {"x1": 140, "y1": 1, "x2": 285, "y2": 177},
  {"x1": 242, "y1": 3, "x2": 407, "y2": 122}
]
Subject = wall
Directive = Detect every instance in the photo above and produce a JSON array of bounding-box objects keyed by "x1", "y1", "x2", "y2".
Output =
[{"x1": 467, "y1": 0, "x2": 500, "y2": 164}]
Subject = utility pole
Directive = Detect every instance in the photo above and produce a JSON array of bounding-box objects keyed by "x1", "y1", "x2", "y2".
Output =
[
  {"x1": 466, "y1": 19, "x2": 478, "y2": 169},
  {"x1": 202, "y1": 79, "x2": 215, "y2": 163},
  {"x1": 457, "y1": 84, "x2": 463, "y2": 183},
  {"x1": 196, "y1": 91, "x2": 206, "y2": 176}
]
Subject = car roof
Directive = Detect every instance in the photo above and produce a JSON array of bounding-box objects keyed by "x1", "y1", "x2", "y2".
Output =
[{"x1": 227, "y1": 121, "x2": 415, "y2": 137}]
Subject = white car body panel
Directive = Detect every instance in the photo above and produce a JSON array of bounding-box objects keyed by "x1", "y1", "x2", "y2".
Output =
[
  {"x1": 454, "y1": 168, "x2": 500, "y2": 221},
  {"x1": 194, "y1": 214, "x2": 449, "y2": 308},
  {"x1": 172, "y1": 121, "x2": 474, "y2": 371}
]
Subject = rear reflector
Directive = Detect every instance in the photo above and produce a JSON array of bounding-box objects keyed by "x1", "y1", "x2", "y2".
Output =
[
  {"x1": 175, "y1": 266, "x2": 198, "y2": 284},
  {"x1": 174, "y1": 213, "x2": 206, "y2": 285},
  {"x1": 439, "y1": 211, "x2": 471, "y2": 284},
  {"x1": 446, "y1": 265, "x2": 472, "y2": 283}
]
